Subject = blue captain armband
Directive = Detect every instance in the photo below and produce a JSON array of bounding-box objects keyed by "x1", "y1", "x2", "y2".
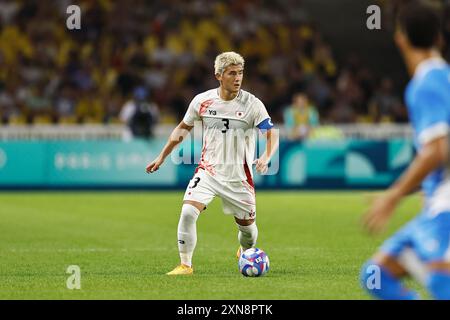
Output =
[{"x1": 256, "y1": 118, "x2": 274, "y2": 132}]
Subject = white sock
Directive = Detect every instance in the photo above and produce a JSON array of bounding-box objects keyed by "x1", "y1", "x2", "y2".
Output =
[
  {"x1": 177, "y1": 204, "x2": 200, "y2": 267},
  {"x1": 237, "y1": 222, "x2": 258, "y2": 250}
]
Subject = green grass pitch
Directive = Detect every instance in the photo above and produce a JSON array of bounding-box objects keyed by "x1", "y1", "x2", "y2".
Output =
[{"x1": 0, "y1": 191, "x2": 426, "y2": 299}]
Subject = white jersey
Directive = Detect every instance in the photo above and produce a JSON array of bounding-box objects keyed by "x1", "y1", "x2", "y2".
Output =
[{"x1": 182, "y1": 88, "x2": 271, "y2": 182}]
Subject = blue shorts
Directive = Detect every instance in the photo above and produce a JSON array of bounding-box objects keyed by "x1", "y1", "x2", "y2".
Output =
[{"x1": 381, "y1": 211, "x2": 450, "y2": 263}]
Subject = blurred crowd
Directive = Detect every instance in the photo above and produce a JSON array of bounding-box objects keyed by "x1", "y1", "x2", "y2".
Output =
[{"x1": 0, "y1": 0, "x2": 448, "y2": 129}]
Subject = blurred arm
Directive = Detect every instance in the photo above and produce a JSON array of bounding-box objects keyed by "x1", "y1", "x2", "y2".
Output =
[
  {"x1": 388, "y1": 135, "x2": 449, "y2": 199},
  {"x1": 363, "y1": 135, "x2": 449, "y2": 234}
]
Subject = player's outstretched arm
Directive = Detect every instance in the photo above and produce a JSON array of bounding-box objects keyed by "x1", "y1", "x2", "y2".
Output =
[
  {"x1": 362, "y1": 135, "x2": 449, "y2": 234},
  {"x1": 254, "y1": 129, "x2": 279, "y2": 174},
  {"x1": 146, "y1": 121, "x2": 193, "y2": 173}
]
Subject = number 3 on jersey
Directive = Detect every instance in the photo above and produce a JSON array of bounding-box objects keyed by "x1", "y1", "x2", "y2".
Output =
[{"x1": 221, "y1": 119, "x2": 229, "y2": 133}]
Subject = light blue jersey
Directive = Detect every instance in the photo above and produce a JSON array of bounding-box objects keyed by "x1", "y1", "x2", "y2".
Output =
[
  {"x1": 405, "y1": 57, "x2": 450, "y2": 213},
  {"x1": 380, "y1": 57, "x2": 450, "y2": 263}
]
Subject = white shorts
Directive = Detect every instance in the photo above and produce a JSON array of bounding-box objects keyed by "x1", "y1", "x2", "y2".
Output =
[{"x1": 183, "y1": 168, "x2": 256, "y2": 220}]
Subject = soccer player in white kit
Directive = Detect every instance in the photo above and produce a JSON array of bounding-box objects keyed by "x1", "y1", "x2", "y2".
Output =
[{"x1": 146, "y1": 52, "x2": 279, "y2": 275}]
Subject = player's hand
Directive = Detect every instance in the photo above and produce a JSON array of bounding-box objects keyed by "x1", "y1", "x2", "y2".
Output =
[
  {"x1": 253, "y1": 158, "x2": 269, "y2": 174},
  {"x1": 362, "y1": 190, "x2": 400, "y2": 235},
  {"x1": 146, "y1": 156, "x2": 164, "y2": 173}
]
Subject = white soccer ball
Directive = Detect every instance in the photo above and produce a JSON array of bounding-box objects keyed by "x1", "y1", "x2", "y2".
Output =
[{"x1": 238, "y1": 248, "x2": 270, "y2": 277}]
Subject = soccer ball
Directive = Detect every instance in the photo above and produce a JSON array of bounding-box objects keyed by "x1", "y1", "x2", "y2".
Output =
[{"x1": 238, "y1": 248, "x2": 270, "y2": 277}]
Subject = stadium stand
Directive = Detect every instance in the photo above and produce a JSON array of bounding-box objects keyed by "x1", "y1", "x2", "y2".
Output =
[{"x1": 3, "y1": 0, "x2": 448, "y2": 129}]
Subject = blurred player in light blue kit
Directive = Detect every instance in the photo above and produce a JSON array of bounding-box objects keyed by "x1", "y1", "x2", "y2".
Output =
[{"x1": 361, "y1": 2, "x2": 450, "y2": 299}]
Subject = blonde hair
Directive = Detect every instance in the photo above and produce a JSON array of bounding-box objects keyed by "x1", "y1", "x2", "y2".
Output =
[{"x1": 214, "y1": 52, "x2": 245, "y2": 75}]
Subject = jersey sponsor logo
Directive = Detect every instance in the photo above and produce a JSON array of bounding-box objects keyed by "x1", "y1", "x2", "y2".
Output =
[
  {"x1": 236, "y1": 111, "x2": 244, "y2": 118},
  {"x1": 199, "y1": 99, "x2": 214, "y2": 115},
  {"x1": 208, "y1": 110, "x2": 217, "y2": 115},
  {"x1": 178, "y1": 240, "x2": 185, "y2": 244}
]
